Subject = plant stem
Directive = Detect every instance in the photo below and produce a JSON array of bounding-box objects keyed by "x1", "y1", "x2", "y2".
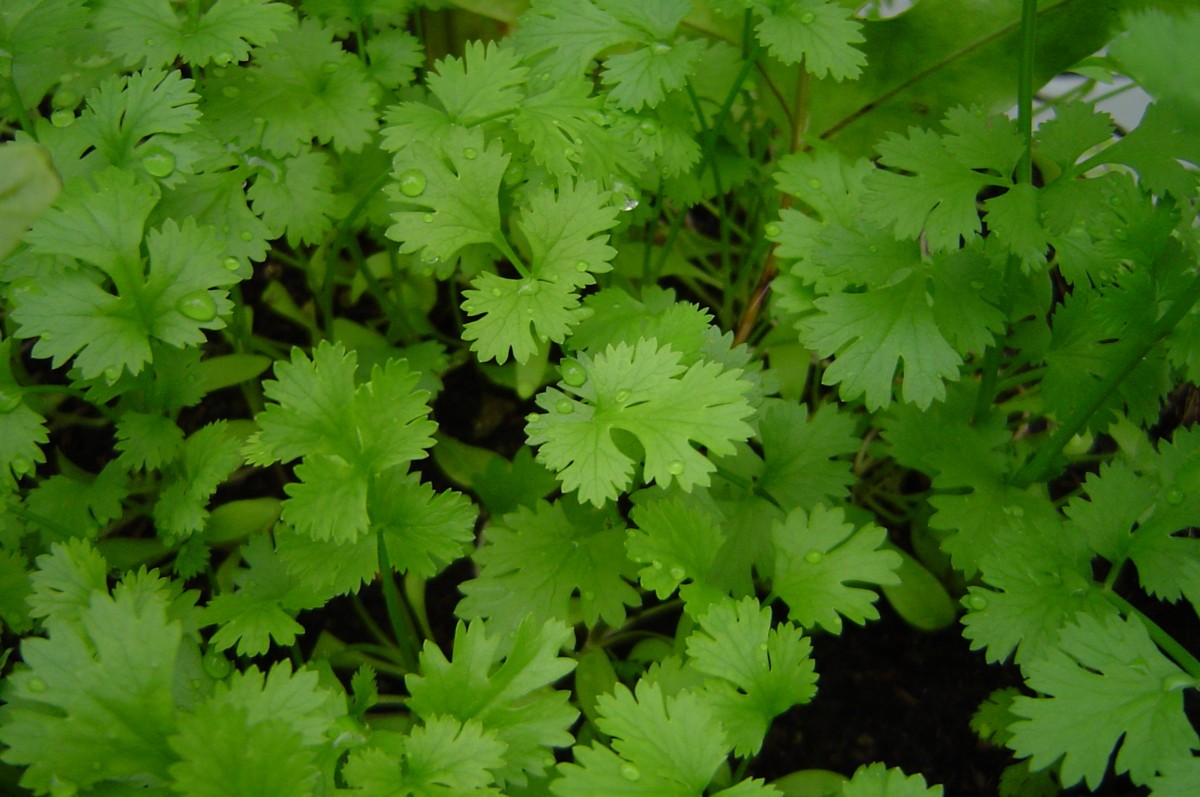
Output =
[
  {"x1": 375, "y1": 531, "x2": 421, "y2": 672},
  {"x1": 1103, "y1": 591, "x2": 1200, "y2": 680}
]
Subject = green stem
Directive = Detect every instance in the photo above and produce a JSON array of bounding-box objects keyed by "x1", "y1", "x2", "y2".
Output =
[
  {"x1": 376, "y1": 529, "x2": 421, "y2": 672},
  {"x1": 492, "y1": 233, "x2": 531, "y2": 278},
  {"x1": 1015, "y1": 0, "x2": 1038, "y2": 185},
  {"x1": 3, "y1": 72, "x2": 35, "y2": 140},
  {"x1": 1011, "y1": 269, "x2": 1200, "y2": 488},
  {"x1": 1103, "y1": 591, "x2": 1200, "y2": 680}
]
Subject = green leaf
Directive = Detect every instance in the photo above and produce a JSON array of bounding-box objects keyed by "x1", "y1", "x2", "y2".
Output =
[
  {"x1": 0, "y1": 142, "x2": 60, "y2": 260},
  {"x1": 686, "y1": 597, "x2": 818, "y2": 756},
  {"x1": 26, "y1": 538, "x2": 109, "y2": 626},
  {"x1": 386, "y1": 125, "x2": 508, "y2": 268},
  {"x1": 96, "y1": 0, "x2": 296, "y2": 68},
  {"x1": 247, "y1": 149, "x2": 340, "y2": 247},
  {"x1": 527, "y1": 338, "x2": 756, "y2": 505},
  {"x1": 1009, "y1": 613, "x2": 1200, "y2": 790},
  {"x1": 770, "y1": 503, "x2": 901, "y2": 634},
  {"x1": 204, "y1": 533, "x2": 323, "y2": 656},
  {"x1": 554, "y1": 679, "x2": 727, "y2": 795},
  {"x1": 168, "y1": 661, "x2": 345, "y2": 797},
  {"x1": 0, "y1": 574, "x2": 183, "y2": 795},
  {"x1": 841, "y1": 763, "x2": 943, "y2": 797},
  {"x1": 203, "y1": 17, "x2": 378, "y2": 155},
  {"x1": 603, "y1": 38, "x2": 707, "y2": 111},
  {"x1": 428, "y1": 40, "x2": 529, "y2": 125},
  {"x1": 756, "y1": 400, "x2": 858, "y2": 512},
  {"x1": 754, "y1": 0, "x2": 866, "y2": 81},
  {"x1": 342, "y1": 719, "x2": 507, "y2": 796},
  {"x1": 114, "y1": 411, "x2": 185, "y2": 471},
  {"x1": 244, "y1": 342, "x2": 437, "y2": 543},
  {"x1": 153, "y1": 422, "x2": 244, "y2": 543},
  {"x1": 627, "y1": 495, "x2": 725, "y2": 602},
  {"x1": 0, "y1": 0, "x2": 101, "y2": 117},
  {"x1": 406, "y1": 618, "x2": 578, "y2": 786},
  {"x1": 457, "y1": 498, "x2": 641, "y2": 634},
  {"x1": 513, "y1": 0, "x2": 640, "y2": 79},
  {"x1": 801, "y1": 271, "x2": 962, "y2": 411},
  {"x1": 0, "y1": 337, "x2": 48, "y2": 491}
]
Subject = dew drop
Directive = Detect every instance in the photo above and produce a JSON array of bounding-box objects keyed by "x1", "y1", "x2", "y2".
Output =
[
  {"x1": 423, "y1": 213, "x2": 435, "y2": 223},
  {"x1": 622, "y1": 195, "x2": 639, "y2": 212},
  {"x1": 575, "y1": 260, "x2": 589, "y2": 272},
  {"x1": 764, "y1": 222, "x2": 782, "y2": 238},
  {"x1": 422, "y1": 252, "x2": 440, "y2": 265},
  {"x1": 176, "y1": 292, "x2": 218, "y2": 322},
  {"x1": 214, "y1": 51, "x2": 234, "y2": 66},
  {"x1": 0, "y1": 387, "x2": 23, "y2": 414},
  {"x1": 651, "y1": 41, "x2": 672, "y2": 55},
  {"x1": 103, "y1": 366, "x2": 121, "y2": 383},
  {"x1": 397, "y1": 168, "x2": 428, "y2": 197},
  {"x1": 556, "y1": 398, "x2": 575, "y2": 414},
  {"x1": 651, "y1": 560, "x2": 663, "y2": 570},
  {"x1": 52, "y1": 89, "x2": 78, "y2": 109},
  {"x1": 221, "y1": 85, "x2": 240, "y2": 98},
  {"x1": 967, "y1": 594, "x2": 988, "y2": 611},
  {"x1": 669, "y1": 566, "x2": 686, "y2": 580},
  {"x1": 804, "y1": 549, "x2": 824, "y2": 564},
  {"x1": 868, "y1": 244, "x2": 879, "y2": 254},
  {"x1": 144, "y1": 38, "x2": 156, "y2": 46},
  {"x1": 239, "y1": 230, "x2": 253, "y2": 242},
  {"x1": 517, "y1": 279, "x2": 541, "y2": 296},
  {"x1": 525, "y1": 413, "x2": 540, "y2": 424},
  {"x1": 1165, "y1": 487, "x2": 1185, "y2": 505},
  {"x1": 667, "y1": 460, "x2": 684, "y2": 475},
  {"x1": 563, "y1": 146, "x2": 576, "y2": 160},
  {"x1": 463, "y1": 147, "x2": 478, "y2": 160},
  {"x1": 638, "y1": 119, "x2": 659, "y2": 136},
  {"x1": 49, "y1": 109, "x2": 75, "y2": 128},
  {"x1": 491, "y1": 287, "x2": 503, "y2": 297},
  {"x1": 807, "y1": 177, "x2": 822, "y2": 190},
  {"x1": 614, "y1": 388, "x2": 631, "y2": 403},
  {"x1": 620, "y1": 763, "x2": 641, "y2": 781},
  {"x1": 222, "y1": 256, "x2": 241, "y2": 271},
  {"x1": 140, "y1": 147, "x2": 176, "y2": 178},
  {"x1": 800, "y1": 11, "x2": 817, "y2": 23},
  {"x1": 561, "y1": 361, "x2": 586, "y2": 387}
]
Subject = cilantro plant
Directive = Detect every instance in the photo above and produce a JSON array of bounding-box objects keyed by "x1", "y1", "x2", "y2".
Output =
[{"x1": 1, "y1": 1, "x2": 1199, "y2": 796}]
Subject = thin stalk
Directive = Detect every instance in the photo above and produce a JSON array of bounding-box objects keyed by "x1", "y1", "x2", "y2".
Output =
[
  {"x1": 376, "y1": 530, "x2": 421, "y2": 672},
  {"x1": 351, "y1": 593, "x2": 406, "y2": 656},
  {"x1": 1011, "y1": 270, "x2": 1200, "y2": 488},
  {"x1": 3, "y1": 74, "x2": 35, "y2": 140},
  {"x1": 1103, "y1": 591, "x2": 1200, "y2": 680}
]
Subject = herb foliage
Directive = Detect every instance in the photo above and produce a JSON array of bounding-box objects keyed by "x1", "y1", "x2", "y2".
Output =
[{"x1": 1, "y1": 1, "x2": 1199, "y2": 795}]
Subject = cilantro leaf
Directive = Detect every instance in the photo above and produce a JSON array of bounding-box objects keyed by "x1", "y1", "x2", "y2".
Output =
[
  {"x1": 603, "y1": 38, "x2": 707, "y2": 111},
  {"x1": 686, "y1": 597, "x2": 818, "y2": 756},
  {"x1": 0, "y1": 336, "x2": 48, "y2": 491},
  {"x1": 152, "y1": 421, "x2": 243, "y2": 542},
  {"x1": 386, "y1": 125, "x2": 508, "y2": 268},
  {"x1": 0, "y1": 0, "x2": 99, "y2": 116},
  {"x1": 457, "y1": 498, "x2": 640, "y2": 634},
  {"x1": 568, "y1": 286, "x2": 713, "y2": 358},
  {"x1": 513, "y1": 0, "x2": 640, "y2": 79},
  {"x1": 342, "y1": 719, "x2": 507, "y2": 796},
  {"x1": 429, "y1": 40, "x2": 529, "y2": 125},
  {"x1": 753, "y1": 0, "x2": 866, "y2": 80},
  {"x1": 770, "y1": 503, "x2": 901, "y2": 633},
  {"x1": 244, "y1": 342, "x2": 437, "y2": 543},
  {"x1": 1009, "y1": 613, "x2": 1200, "y2": 790},
  {"x1": 168, "y1": 661, "x2": 345, "y2": 797},
  {"x1": 0, "y1": 574, "x2": 183, "y2": 795},
  {"x1": 114, "y1": 411, "x2": 184, "y2": 472},
  {"x1": 627, "y1": 495, "x2": 725, "y2": 602},
  {"x1": 96, "y1": 0, "x2": 295, "y2": 68},
  {"x1": 756, "y1": 399, "x2": 858, "y2": 512},
  {"x1": 801, "y1": 271, "x2": 963, "y2": 411},
  {"x1": 527, "y1": 338, "x2": 756, "y2": 505},
  {"x1": 203, "y1": 17, "x2": 378, "y2": 155},
  {"x1": 405, "y1": 618, "x2": 578, "y2": 786},
  {"x1": 247, "y1": 149, "x2": 340, "y2": 247},
  {"x1": 204, "y1": 533, "x2": 324, "y2": 656},
  {"x1": 842, "y1": 763, "x2": 943, "y2": 797},
  {"x1": 26, "y1": 538, "x2": 109, "y2": 626}
]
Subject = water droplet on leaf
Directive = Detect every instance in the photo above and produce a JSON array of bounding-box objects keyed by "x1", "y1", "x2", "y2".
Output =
[
  {"x1": 103, "y1": 366, "x2": 121, "y2": 383},
  {"x1": 525, "y1": 413, "x2": 540, "y2": 424},
  {"x1": 638, "y1": 119, "x2": 659, "y2": 136},
  {"x1": 397, "y1": 168, "x2": 427, "y2": 197},
  {"x1": 614, "y1": 388, "x2": 631, "y2": 403},
  {"x1": 764, "y1": 222, "x2": 782, "y2": 238},
  {"x1": 563, "y1": 146, "x2": 576, "y2": 160},
  {"x1": 1165, "y1": 487, "x2": 1185, "y2": 505},
  {"x1": 804, "y1": 549, "x2": 824, "y2": 564},
  {"x1": 968, "y1": 594, "x2": 988, "y2": 611},
  {"x1": 140, "y1": 147, "x2": 176, "y2": 178},
  {"x1": 800, "y1": 11, "x2": 817, "y2": 23},
  {"x1": 222, "y1": 257, "x2": 241, "y2": 271},
  {"x1": 50, "y1": 109, "x2": 74, "y2": 128},
  {"x1": 575, "y1": 260, "x2": 589, "y2": 272},
  {"x1": 517, "y1": 280, "x2": 540, "y2": 296},
  {"x1": 556, "y1": 399, "x2": 574, "y2": 414},
  {"x1": 620, "y1": 763, "x2": 641, "y2": 781},
  {"x1": 423, "y1": 213, "x2": 434, "y2": 223},
  {"x1": 239, "y1": 230, "x2": 253, "y2": 242},
  {"x1": 491, "y1": 287, "x2": 503, "y2": 297},
  {"x1": 561, "y1": 362, "x2": 586, "y2": 386},
  {"x1": 221, "y1": 85, "x2": 240, "y2": 98},
  {"x1": 52, "y1": 89, "x2": 78, "y2": 109},
  {"x1": 651, "y1": 41, "x2": 672, "y2": 54},
  {"x1": 177, "y1": 292, "x2": 218, "y2": 322},
  {"x1": 669, "y1": 566, "x2": 685, "y2": 580},
  {"x1": 667, "y1": 460, "x2": 684, "y2": 475},
  {"x1": 651, "y1": 560, "x2": 663, "y2": 570},
  {"x1": 807, "y1": 177, "x2": 822, "y2": 190},
  {"x1": 463, "y1": 147, "x2": 477, "y2": 160}
]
